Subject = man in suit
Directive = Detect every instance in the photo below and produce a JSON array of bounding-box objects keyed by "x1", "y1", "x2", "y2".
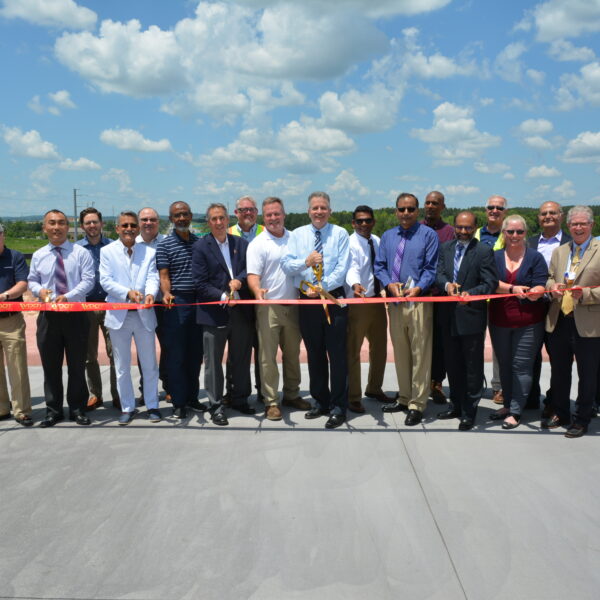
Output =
[
  {"x1": 28, "y1": 209, "x2": 95, "y2": 427},
  {"x1": 374, "y1": 193, "x2": 439, "y2": 426},
  {"x1": 435, "y1": 211, "x2": 498, "y2": 430},
  {"x1": 99, "y1": 211, "x2": 161, "y2": 425},
  {"x1": 526, "y1": 201, "x2": 571, "y2": 412},
  {"x1": 544, "y1": 205, "x2": 600, "y2": 438},
  {"x1": 345, "y1": 205, "x2": 392, "y2": 413},
  {"x1": 192, "y1": 203, "x2": 254, "y2": 427}
]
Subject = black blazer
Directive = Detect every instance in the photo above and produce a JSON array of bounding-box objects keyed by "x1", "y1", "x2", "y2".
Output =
[
  {"x1": 191, "y1": 233, "x2": 252, "y2": 326},
  {"x1": 436, "y1": 238, "x2": 498, "y2": 336},
  {"x1": 527, "y1": 231, "x2": 572, "y2": 250}
]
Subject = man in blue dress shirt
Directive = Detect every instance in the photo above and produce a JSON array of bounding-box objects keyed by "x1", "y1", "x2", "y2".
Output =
[
  {"x1": 282, "y1": 192, "x2": 350, "y2": 429},
  {"x1": 375, "y1": 193, "x2": 439, "y2": 426}
]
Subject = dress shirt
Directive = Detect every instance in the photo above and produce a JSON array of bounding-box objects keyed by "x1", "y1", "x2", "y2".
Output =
[
  {"x1": 0, "y1": 246, "x2": 28, "y2": 301},
  {"x1": 28, "y1": 241, "x2": 95, "y2": 301},
  {"x1": 215, "y1": 236, "x2": 239, "y2": 301},
  {"x1": 76, "y1": 235, "x2": 113, "y2": 301},
  {"x1": 375, "y1": 223, "x2": 439, "y2": 292},
  {"x1": 420, "y1": 219, "x2": 455, "y2": 243},
  {"x1": 247, "y1": 229, "x2": 296, "y2": 299},
  {"x1": 345, "y1": 232, "x2": 381, "y2": 297},
  {"x1": 281, "y1": 223, "x2": 350, "y2": 292},
  {"x1": 536, "y1": 230, "x2": 563, "y2": 267},
  {"x1": 135, "y1": 233, "x2": 166, "y2": 249}
]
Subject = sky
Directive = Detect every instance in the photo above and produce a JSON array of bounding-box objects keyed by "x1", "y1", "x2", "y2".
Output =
[{"x1": 1, "y1": 0, "x2": 599, "y2": 218}]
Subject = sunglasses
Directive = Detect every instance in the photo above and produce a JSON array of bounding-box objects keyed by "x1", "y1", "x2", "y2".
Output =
[
  {"x1": 486, "y1": 205, "x2": 505, "y2": 212},
  {"x1": 505, "y1": 229, "x2": 525, "y2": 235},
  {"x1": 237, "y1": 207, "x2": 257, "y2": 213},
  {"x1": 354, "y1": 218, "x2": 374, "y2": 225},
  {"x1": 396, "y1": 206, "x2": 416, "y2": 213},
  {"x1": 119, "y1": 223, "x2": 138, "y2": 229}
]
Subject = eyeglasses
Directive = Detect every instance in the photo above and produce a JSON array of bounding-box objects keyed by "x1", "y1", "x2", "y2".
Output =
[
  {"x1": 539, "y1": 211, "x2": 559, "y2": 216},
  {"x1": 504, "y1": 229, "x2": 525, "y2": 235},
  {"x1": 455, "y1": 225, "x2": 474, "y2": 231},
  {"x1": 237, "y1": 207, "x2": 257, "y2": 214},
  {"x1": 119, "y1": 223, "x2": 138, "y2": 229},
  {"x1": 486, "y1": 205, "x2": 505, "y2": 212},
  {"x1": 354, "y1": 218, "x2": 374, "y2": 225},
  {"x1": 569, "y1": 222, "x2": 592, "y2": 228},
  {"x1": 140, "y1": 218, "x2": 158, "y2": 223},
  {"x1": 396, "y1": 206, "x2": 416, "y2": 213}
]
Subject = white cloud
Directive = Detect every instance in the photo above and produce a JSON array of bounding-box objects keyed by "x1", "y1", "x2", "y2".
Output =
[
  {"x1": 474, "y1": 162, "x2": 510, "y2": 174},
  {"x1": 100, "y1": 128, "x2": 172, "y2": 152},
  {"x1": 518, "y1": 0, "x2": 600, "y2": 43},
  {"x1": 0, "y1": 0, "x2": 96, "y2": 30},
  {"x1": 548, "y1": 39, "x2": 596, "y2": 62},
  {"x1": 411, "y1": 102, "x2": 501, "y2": 166},
  {"x1": 102, "y1": 168, "x2": 132, "y2": 193},
  {"x1": 48, "y1": 89, "x2": 76, "y2": 109},
  {"x1": 563, "y1": 131, "x2": 600, "y2": 163},
  {"x1": 494, "y1": 42, "x2": 527, "y2": 83},
  {"x1": 328, "y1": 169, "x2": 370, "y2": 197},
  {"x1": 527, "y1": 68, "x2": 546, "y2": 85},
  {"x1": 443, "y1": 184, "x2": 480, "y2": 195},
  {"x1": 553, "y1": 179, "x2": 576, "y2": 197},
  {"x1": 526, "y1": 165, "x2": 561, "y2": 178},
  {"x1": 555, "y1": 61, "x2": 600, "y2": 110},
  {"x1": 58, "y1": 157, "x2": 101, "y2": 170},
  {"x1": 523, "y1": 136, "x2": 553, "y2": 149},
  {"x1": 278, "y1": 121, "x2": 356, "y2": 155},
  {"x1": 27, "y1": 89, "x2": 77, "y2": 115},
  {"x1": 27, "y1": 95, "x2": 45, "y2": 114},
  {"x1": 260, "y1": 176, "x2": 311, "y2": 202},
  {"x1": 480, "y1": 97, "x2": 494, "y2": 106},
  {"x1": 1, "y1": 126, "x2": 60, "y2": 159},
  {"x1": 518, "y1": 118, "x2": 554, "y2": 135},
  {"x1": 503, "y1": 172, "x2": 516, "y2": 180}
]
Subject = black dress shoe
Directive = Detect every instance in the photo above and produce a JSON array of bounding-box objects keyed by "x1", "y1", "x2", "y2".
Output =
[
  {"x1": 187, "y1": 399, "x2": 208, "y2": 412},
  {"x1": 0, "y1": 413, "x2": 12, "y2": 421},
  {"x1": 437, "y1": 408, "x2": 459, "y2": 420},
  {"x1": 458, "y1": 417, "x2": 474, "y2": 431},
  {"x1": 382, "y1": 401, "x2": 408, "y2": 413},
  {"x1": 70, "y1": 410, "x2": 91, "y2": 426},
  {"x1": 405, "y1": 409, "x2": 422, "y2": 426},
  {"x1": 173, "y1": 407, "x2": 188, "y2": 419},
  {"x1": 305, "y1": 406, "x2": 329, "y2": 419},
  {"x1": 325, "y1": 414, "x2": 346, "y2": 429},
  {"x1": 211, "y1": 410, "x2": 229, "y2": 426},
  {"x1": 565, "y1": 423, "x2": 587, "y2": 438},
  {"x1": 39, "y1": 414, "x2": 65, "y2": 428}
]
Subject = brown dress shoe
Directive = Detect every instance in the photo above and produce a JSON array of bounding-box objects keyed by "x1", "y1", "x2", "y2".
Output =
[
  {"x1": 492, "y1": 389, "x2": 504, "y2": 405},
  {"x1": 348, "y1": 401, "x2": 366, "y2": 414},
  {"x1": 87, "y1": 396, "x2": 103, "y2": 410},
  {"x1": 282, "y1": 397, "x2": 311, "y2": 411},
  {"x1": 430, "y1": 381, "x2": 447, "y2": 404},
  {"x1": 265, "y1": 405, "x2": 282, "y2": 421}
]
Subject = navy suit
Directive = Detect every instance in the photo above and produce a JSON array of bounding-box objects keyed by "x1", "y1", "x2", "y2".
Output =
[
  {"x1": 192, "y1": 234, "x2": 254, "y2": 410},
  {"x1": 436, "y1": 239, "x2": 498, "y2": 419}
]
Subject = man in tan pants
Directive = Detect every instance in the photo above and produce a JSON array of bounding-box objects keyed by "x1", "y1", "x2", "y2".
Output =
[
  {"x1": 247, "y1": 197, "x2": 310, "y2": 420},
  {"x1": 0, "y1": 224, "x2": 32, "y2": 426},
  {"x1": 374, "y1": 193, "x2": 440, "y2": 426}
]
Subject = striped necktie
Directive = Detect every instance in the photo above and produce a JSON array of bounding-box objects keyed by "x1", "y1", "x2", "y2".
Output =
[
  {"x1": 453, "y1": 243, "x2": 465, "y2": 282},
  {"x1": 314, "y1": 229, "x2": 323, "y2": 283},
  {"x1": 53, "y1": 246, "x2": 68, "y2": 295},
  {"x1": 391, "y1": 230, "x2": 406, "y2": 282}
]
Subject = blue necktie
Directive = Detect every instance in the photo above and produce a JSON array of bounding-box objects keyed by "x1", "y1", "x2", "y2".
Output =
[
  {"x1": 453, "y1": 243, "x2": 464, "y2": 282},
  {"x1": 314, "y1": 230, "x2": 323, "y2": 283},
  {"x1": 53, "y1": 246, "x2": 68, "y2": 295}
]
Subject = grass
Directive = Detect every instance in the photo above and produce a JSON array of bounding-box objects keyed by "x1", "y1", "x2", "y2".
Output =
[{"x1": 5, "y1": 238, "x2": 48, "y2": 255}]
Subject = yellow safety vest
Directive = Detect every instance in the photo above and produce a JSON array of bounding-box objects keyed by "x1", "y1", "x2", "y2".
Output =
[
  {"x1": 228, "y1": 224, "x2": 264, "y2": 237},
  {"x1": 474, "y1": 227, "x2": 505, "y2": 250}
]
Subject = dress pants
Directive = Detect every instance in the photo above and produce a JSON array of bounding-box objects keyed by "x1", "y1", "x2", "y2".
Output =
[
  {"x1": 442, "y1": 327, "x2": 484, "y2": 420},
  {"x1": 109, "y1": 311, "x2": 159, "y2": 414},
  {"x1": 36, "y1": 312, "x2": 89, "y2": 416},
  {"x1": 162, "y1": 292, "x2": 203, "y2": 409},
  {"x1": 347, "y1": 303, "x2": 387, "y2": 403},
  {"x1": 255, "y1": 304, "x2": 301, "y2": 407},
  {"x1": 388, "y1": 302, "x2": 432, "y2": 412},
  {"x1": 203, "y1": 307, "x2": 253, "y2": 410},
  {"x1": 298, "y1": 297, "x2": 348, "y2": 415},
  {"x1": 0, "y1": 313, "x2": 31, "y2": 419},
  {"x1": 138, "y1": 305, "x2": 168, "y2": 397},
  {"x1": 489, "y1": 322, "x2": 544, "y2": 416},
  {"x1": 546, "y1": 314, "x2": 600, "y2": 427},
  {"x1": 85, "y1": 309, "x2": 118, "y2": 402},
  {"x1": 431, "y1": 304, "x2": 446, "y2": 384}
]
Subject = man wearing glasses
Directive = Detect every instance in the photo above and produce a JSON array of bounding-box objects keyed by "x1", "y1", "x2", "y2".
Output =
[
  {"x1": 345, "y1": 205, "x2": 393, "y2": 414},
  {"x1": 475, "y1": 195, "x2": 507, "y2": 406},
  {"x1": 375, "y1": 193, "x2": 439, "y2": 426},
  {"x1": 228, "y1": 196, "x2": 264, "y2": 241},
  {"x1": 544, "y1": 205, "x2": 600, "y2": 438}
]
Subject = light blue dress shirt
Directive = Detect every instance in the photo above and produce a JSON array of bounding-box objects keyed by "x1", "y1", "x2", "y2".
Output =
[{"x1": 281, "y1": 222, "x2": 350, "y2": 292}]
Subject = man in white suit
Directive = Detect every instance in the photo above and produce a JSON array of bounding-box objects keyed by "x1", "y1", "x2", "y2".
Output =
[{"x1": 99, "y1": 211, "x2": 161, "y2": 425}]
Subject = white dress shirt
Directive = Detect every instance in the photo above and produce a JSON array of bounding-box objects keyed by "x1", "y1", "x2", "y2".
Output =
[{"x1": 345, "y1": 232, "x2": 381, "y2": 297}]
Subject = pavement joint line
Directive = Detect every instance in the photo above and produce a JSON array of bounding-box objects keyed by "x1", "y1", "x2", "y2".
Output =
[{"x1": 392, "y1": 412, "x2": 469, "y2": 600}]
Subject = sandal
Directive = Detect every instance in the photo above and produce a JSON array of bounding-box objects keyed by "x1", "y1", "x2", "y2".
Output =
[{"x1": 502, "y1": 414, "x2": 521, "y2": 430}]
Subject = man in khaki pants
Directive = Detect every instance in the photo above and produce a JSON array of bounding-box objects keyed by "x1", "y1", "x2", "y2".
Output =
[
  {"x1": 0, "y1": 224, "x2": 32, "y2": 426},
  {"x1": 247, "y1": 197, "x2": 310, "y2": 420},
  {"x1": 374, "y1": 193, "x2": 439, "y2": 426}
]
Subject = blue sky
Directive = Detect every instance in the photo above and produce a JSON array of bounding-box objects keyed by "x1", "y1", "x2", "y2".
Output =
[{"x1": 1, "y1": 0, "x2": 599, "y2": 217}]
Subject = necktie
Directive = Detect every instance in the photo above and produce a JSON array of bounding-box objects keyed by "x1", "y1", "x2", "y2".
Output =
[
  {"x1": 391, "y1": 231, "x2": 406, "y2": 282},
  {"x1": 53, "y1": 246, "x2": 68, "y2": 295},
  {"x1": 367, "y1": 237, "x2": 381, "y2": 295},
  {"x1": 561, "y1": 245, "x2": 581, "y2": 315},
  {"x1": 314, "y1": 229, "x2": 323, "y2": 283},
  {"x1": 453, "y1": 243, "x2": 465, "y2": 282}
]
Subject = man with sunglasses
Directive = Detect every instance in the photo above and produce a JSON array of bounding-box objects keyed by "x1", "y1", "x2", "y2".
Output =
[
  {"x1": 345, "y1": 205, "x2": 393, "y2": 414},
  {"x1": 475, "y1": 195, "x2": 507, "y2": 406},
  {"x1": 375, "y1": 193, "x2": 439, "y2": 426}
]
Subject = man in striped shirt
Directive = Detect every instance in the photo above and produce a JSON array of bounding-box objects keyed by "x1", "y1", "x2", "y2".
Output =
[{"x1": 156, "y1": 201, "x2": 205, "y2": 419}]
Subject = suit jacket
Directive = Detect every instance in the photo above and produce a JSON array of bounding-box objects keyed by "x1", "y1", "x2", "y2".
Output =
[
  {"x1": 546, "y1": 238, "x2": 600, "y2": 337},
  {"x1": 527, "y1": 231, "x2": 572, "y2": 250},
  {"x1": 436, "y1": 239, "x2": 498, "y2": 336},
  {"x1": 99, "y1": 240, "x2": 159, "y2": 331},
  {"x1": 192, "y1": 233, "x2": 252, "y2": 327}
]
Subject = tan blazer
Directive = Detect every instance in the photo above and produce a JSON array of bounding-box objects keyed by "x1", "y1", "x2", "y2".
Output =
[{"x1": 546, "y1": 238, "x2": 600, "y2": 337}]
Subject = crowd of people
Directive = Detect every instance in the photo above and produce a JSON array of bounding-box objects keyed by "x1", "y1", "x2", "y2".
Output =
[{"x1": 0, "y1": 191, "x2": 598, "y2": 437}]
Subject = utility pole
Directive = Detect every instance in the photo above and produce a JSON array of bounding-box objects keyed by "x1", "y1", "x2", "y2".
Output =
[{"x1": 73, "y1": 188, "x2": 78, "y2": 240}]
